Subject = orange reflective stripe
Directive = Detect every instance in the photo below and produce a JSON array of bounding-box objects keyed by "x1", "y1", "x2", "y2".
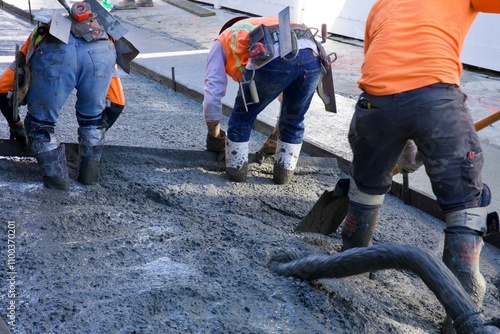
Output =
[{"x1": 106, "y1": 76, "x2": 125, "y2": 106}]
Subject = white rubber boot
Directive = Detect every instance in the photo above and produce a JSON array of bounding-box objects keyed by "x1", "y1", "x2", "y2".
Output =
[
  {"x1": 273, "y1": 140, "x2": 302, "y2": 184},
  {"x1": 225, "y1": 138, "x2": 249, "y2": 182}
]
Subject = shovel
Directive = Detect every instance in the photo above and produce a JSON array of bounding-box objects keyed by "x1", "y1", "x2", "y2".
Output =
[
  {"x1": 296, "y1": 110, "x2": 500, "y2": 234},
  {"x1": 296, "y1": 178, "x2": 350, "y2": 234}
]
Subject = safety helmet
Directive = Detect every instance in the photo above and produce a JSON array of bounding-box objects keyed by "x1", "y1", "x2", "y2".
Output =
[{"x1": 219, "y1": 16, "x2": 250, "y2": 34}]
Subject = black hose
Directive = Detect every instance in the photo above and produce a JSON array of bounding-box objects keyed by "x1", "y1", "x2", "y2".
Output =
[{"x1": 272, "y1": 244, "x2": 500, "y2": 334}]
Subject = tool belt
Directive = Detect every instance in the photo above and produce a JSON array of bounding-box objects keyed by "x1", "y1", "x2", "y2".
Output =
[
  {"x1": 70, "y1": 16, "x2": 108, "y2": 42},
  {"x1": 248, "y1": 23, "x2": 315, "y2": 67},
  {"x1": 265, "y1": 23, "x2": 315, "y2": 44}
]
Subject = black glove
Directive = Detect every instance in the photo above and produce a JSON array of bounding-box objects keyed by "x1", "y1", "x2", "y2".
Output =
[
  {"x1": 9, "y1": 120, "x2": 28, "y2": 149},
  {"x1": 206, "y1": 130, "x2": 226, "y2": 152}
]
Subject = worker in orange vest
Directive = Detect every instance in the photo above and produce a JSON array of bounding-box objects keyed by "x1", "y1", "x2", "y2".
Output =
[{"x1": 203, "y1": 16, "x2": 322, "y2": 184}]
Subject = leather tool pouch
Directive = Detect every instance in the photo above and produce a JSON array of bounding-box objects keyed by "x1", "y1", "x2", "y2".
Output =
[
  {"x1": 248, "y1": 25, "x2": 275, "y2": 67},
  {"x1": 71, "y1": 15, "x2": 108, "y2": 42}
]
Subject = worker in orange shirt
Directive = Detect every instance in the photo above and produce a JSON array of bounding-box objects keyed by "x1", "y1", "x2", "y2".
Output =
[{"x1": 341, "y1": 1, "x2": 500, "y2": 332}]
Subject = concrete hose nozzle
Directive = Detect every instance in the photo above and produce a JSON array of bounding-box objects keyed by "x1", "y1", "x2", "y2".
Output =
[{"x1": 271, "y1": 244, "x2": 498, "y2": 334}]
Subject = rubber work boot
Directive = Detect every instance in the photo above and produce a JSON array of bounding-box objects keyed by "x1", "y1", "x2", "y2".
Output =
[
  {"x1": 341, "y1": 201, "x2": 380, "y2": 251},
  {"x1": 441, "y1": 232, "x2": 486, "y2": 333},
  {"x1": 273, "y1": 140, "x2": 302, "y2": 185},
  {"x1": 78, "y1": 127, "x2": 106, "y2": 185},
  {"x1": 113, "y1": 0, "x2": 137, "y2": 10},
  {"x1": 136, "y1": 0, "x2": 153, "y2": 6},
  {"x1": 340, "y1": 179, "x2": 385, "y2": 251},
  {"x1": 441, "y1": 207, "x2": 487, "y2": 334},
  {"x1": 225, "y1": 138, "x2": 248, "y2": 182},
  {"x1": 30, "y1": 130, "x2": 70, "y2": 191}
]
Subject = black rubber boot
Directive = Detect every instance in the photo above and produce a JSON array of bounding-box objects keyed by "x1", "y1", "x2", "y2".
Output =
[
  {"x1": 441, "y1": 226, "x2": 486, "y2": 334},
  {"x1": 443, "y1": 232, "x2": 486, "y2": 306},
  {"x1": 341, "y1": 201, "x2": 380, "y2": 251},
  {"x1": 441, "y1": 229, "x2": 486, "y2": 334},
  {"x1": 78, "y1": 127, "x2": 105, "y2": 185},
  {"x1": 35, "y1": 144, "x2": 70, "y2": 191},
  {"x1": 29, "y1": 127, "x2": 70, "y2": 191}
]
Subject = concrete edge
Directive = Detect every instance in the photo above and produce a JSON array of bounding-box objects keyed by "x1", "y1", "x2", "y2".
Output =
[
  {"x1": 0, "y1": 140, "x2": 340, "y2": 173},
  {"x1": 0, "y1": 0, "x2": 34, "y2": 21},
  {"x1": 130, "y1": 62, "x2": 347, "y2": 167}
]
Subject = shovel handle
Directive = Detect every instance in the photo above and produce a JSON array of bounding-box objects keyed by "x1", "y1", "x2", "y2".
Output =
[
  {"x1": 392, "y1": 110, "x2": 500, "y2": 175},
  {"x1": 474, "y1": 110, "x2": 500, "y2": 132}
]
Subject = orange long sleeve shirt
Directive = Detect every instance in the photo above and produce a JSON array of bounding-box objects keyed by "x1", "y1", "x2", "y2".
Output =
[{"x1": 358, "y1": 0, "x2": 500, "y2": 96}]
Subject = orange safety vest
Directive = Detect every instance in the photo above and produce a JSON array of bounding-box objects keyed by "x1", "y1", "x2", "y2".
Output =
[
  {"x1": 216, "y1": 17, "x2": 280, "y2": 82},
  {"x1": 0, "y1": 25, "x2": 125, "y2": 106}
]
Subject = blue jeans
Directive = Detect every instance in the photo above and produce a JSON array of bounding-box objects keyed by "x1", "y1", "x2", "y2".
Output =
[
  {"x1": 348, "y1": 83, "x2": 483, "y2": 213},
  {"x1": 26, "y1": 33, "x2": 116, "y2": 131},
  {"x1": 227, "y1": 48, "x2": 321, "y2": 144}
]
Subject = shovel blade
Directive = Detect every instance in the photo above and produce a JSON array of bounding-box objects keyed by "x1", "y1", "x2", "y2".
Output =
[
  {"x1": 115, "y1": 37, "x2": 140, "y2": 74},
  {"x1": 296, "y1": 178, "x2": 350, "y2": 235}
]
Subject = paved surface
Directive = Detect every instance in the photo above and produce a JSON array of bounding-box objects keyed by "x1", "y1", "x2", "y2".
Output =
[{"x1": 1, "y1": 0, "x2": 500, "y2": 212}]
